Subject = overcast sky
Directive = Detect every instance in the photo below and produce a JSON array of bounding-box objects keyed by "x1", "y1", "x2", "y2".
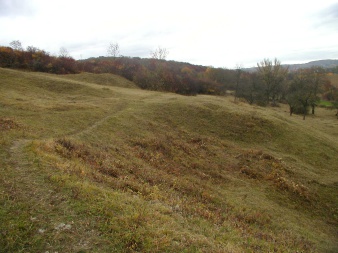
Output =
[{"x1": 1, "y1": 0, "x2": 337, "y2": 68}]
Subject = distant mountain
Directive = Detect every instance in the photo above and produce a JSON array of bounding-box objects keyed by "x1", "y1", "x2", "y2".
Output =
[
  {"x1": 244, "y1": 59, "x2": 338, "y2": 72},
  {"x1": 285, "y1": 59, "x2": 338, "y2": 71}
]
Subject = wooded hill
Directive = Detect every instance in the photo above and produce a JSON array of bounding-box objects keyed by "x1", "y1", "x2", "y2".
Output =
[{"x1": 245, "y1": 59, "x2": 338, "y2": 73}]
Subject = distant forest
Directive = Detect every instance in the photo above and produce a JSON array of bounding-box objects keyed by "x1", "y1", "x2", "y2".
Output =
[{"x1": 1, "y1": 42, "x2": 338, "y2": 118}]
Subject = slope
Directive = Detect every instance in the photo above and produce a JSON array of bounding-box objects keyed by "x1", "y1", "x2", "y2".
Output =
[
  {"x1": 0, "y1": 68, "x2": 337, "y2": 252},
  {"x1": 57, "y1": 72, "x2": 139, "y2": 89}
]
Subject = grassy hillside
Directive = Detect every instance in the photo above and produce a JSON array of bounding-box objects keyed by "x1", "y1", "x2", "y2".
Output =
[
  {"x1": 56, "y1": 72, "x2": 139, "y2": 89},
  {"x1": 0, "y1": 68, "x2": 337, "y2": 252}
]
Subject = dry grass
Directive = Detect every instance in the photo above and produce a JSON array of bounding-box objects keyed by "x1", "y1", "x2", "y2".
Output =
[
  {"x1": 0, "y1": 68, "x2": 337, "y2": 252},
  {"x1": 56, "y1": 72, "x2": 139, "y2": 89}
]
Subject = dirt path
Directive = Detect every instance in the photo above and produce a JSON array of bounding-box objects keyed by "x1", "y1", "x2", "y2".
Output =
[{"x1": 2, "y1": 137, "x2": 100, "y2": 252}]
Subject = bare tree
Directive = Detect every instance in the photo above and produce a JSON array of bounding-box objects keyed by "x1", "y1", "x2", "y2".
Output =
[
  {"x1": 257, "y1": 58, "x2": 288, "y2": 105},
  {"x1": 59, "y1": 47, "x2": 69, "y2": 58},
  {"x1": 107, "y1": 42, "x2": 120, "y2": 58},
  {"x1": 286, "y1": 68, "x2": 324, "y2": 120},
  {"x1": 287, "y1": 69, "x2": 313, "y2": 120},
  {"x1": 234, "y1": 64, "x2": 243, "y2": 102},
  {"x1": 308, "y1": 67, "x2": 325, "y2": 115},
  {"x1": 9, "y1": 40, "x2": 23, "y2": 51},
  {"x1": 151, "y1": 46, "x2": 169, "y2": 60}
]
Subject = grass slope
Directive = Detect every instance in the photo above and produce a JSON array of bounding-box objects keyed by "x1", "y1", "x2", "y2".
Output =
[
  {"x1": 0, "y1": 68, "x2": 337, "y2": 252},
  {"x1": 56, "y1": 72, "x2": 139, "y2": 89}
]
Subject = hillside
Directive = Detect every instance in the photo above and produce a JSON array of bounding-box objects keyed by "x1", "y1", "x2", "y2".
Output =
[
  {"x1": 0, "y1": 68, "x2": 337, "y2": 252},
  {"x1": 244, "y1": 59, "x2": 338, "y2": 72},
  {"x1": 285, "y1": 59, "x2": 338, "y2": 71}
]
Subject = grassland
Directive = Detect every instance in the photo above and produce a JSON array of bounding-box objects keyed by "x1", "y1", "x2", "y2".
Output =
[{"x1": 0, "y1": 68, "x2": 337, "y2": 252}]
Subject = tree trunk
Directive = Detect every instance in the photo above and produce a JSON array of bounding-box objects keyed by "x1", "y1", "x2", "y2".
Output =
[
  {"x1": 312, "y1": 104, "x2": 315, "y2": 115},
  {"x1": 303, "y1": 106, "x2": 306, "y2": 120}
]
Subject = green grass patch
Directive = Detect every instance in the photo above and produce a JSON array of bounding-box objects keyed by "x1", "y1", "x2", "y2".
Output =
[{"x1": 318, "y1": 100, "x2": 334, "y2": 108}]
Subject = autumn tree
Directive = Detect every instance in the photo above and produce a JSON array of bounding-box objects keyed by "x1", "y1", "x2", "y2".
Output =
[
  {"x1": 133, "y1": 66, "x2": 157, "y2": 90},
  {"x1": 0, "y1": 46, "x2": 15, "y2": 67},
  {"x1": 54, "y1": 47, "x2": 78, "y2": 74},
  {"x1": 257, "y1": 58, "x2": 288, "y2": 105},
  {"x1": 204, "y1": 67, "x2": 236, "y2": 92}
]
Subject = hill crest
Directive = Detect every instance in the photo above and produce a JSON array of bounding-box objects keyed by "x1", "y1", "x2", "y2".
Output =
[{"x1": 244, "y1": 59, "x2": 338, "y2": 72}]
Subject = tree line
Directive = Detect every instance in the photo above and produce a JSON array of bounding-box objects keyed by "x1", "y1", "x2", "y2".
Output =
[
  {"x1": 236, "y1": 58, "x2": 338, "y2": 119},
  {"x1": 1, "y1": 41, "x2": 337, "y2": 118},
  {"x1": 0, "y1": 41, "x2": 77, "y2": 74},
  {"x1": 0, "y1": 41, "x2": 239, "y2": 95}
]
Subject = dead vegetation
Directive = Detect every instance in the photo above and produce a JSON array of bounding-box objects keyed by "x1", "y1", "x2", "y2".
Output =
[
  {"x1": 0, "y1": 118, "x2": 20, "y2": 131},
  {"x1": 237, "y1": 149, "x2": 313, "y2": 201}
]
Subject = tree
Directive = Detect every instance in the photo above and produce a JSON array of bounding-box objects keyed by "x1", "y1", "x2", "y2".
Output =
[
  {"x1": 151, "y1": 46, "x2": 169, "y2": 60},
  {"x1": 332, "y1": 99, "x2": 338, "y2": 118},
  {"x1": 236, "y1": 72, "x2": 265, "y2": 105},
  {"x1": 307, "y1": 67, "x2": 325, "y2": 115},
  {"x1": 0, "y1": 46, "x2": 15, "y2": 67},
  {"x1": 234, "y1": 64, "x2": 243, "y2": 101},
  {"x1": 257, "y1": 58, "x2": 288, "y2": 105},
  {"x1": 59, "y1": 47, "x2": 70, "y2": 58},
  {"x1": 286, "y1": 69, "x2": 319, "y2": 120},
  {"x1": 9, "y1": 40, "x2": 23, "y2": 51},
  {"x1": 107, "y1": 42, "x2": 120, "y2": 58},
  {"x1": 204, "y1": 67, "x2": 236, "y2": 92}
]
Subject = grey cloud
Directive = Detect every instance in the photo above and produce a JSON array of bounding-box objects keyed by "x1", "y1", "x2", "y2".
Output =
[
  {"x1": 323, "y1": 2, "x2": 338, "y2": 18},
  {"x1": 282, "y1": 47, "x2": 338, "y2": 63},
  {"x1": 314, "y1": 3, "x2": 338, "y2": 28},
  {"x1": 0, "y1": 0, "x2": 34, "y2": 17}
]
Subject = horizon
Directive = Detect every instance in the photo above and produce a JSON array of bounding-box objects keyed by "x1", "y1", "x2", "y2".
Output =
[
  {"x1": 1, "y1": 41, "x2": 338, "y2": 70},
  {"x1": 1, "y1": 0, "x2": 337, "y2": 68}
]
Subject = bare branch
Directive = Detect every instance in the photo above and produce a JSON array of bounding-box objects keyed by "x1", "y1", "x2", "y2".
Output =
[
  {"x1": 9, "y1": 40, "x2": 23, "y2": 51},
  {"x1": 151, "y1": 47, "x2": 169, "y2": 60},
  {"x1": 59, "y1": 47, "x2": 69, "y2": 58},
  {"x1": 107, "y1": 42, "x2": 120, "y2": 58}
]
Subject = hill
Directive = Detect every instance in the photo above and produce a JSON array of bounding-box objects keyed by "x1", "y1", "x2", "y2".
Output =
[
  {"x1": 285, "y1": 59, "x2": 338, "y2": 71},
  {"x1": 55, "y1": 72, "x2": 139, "y2": 89},
  {"x1": 0, "y1": 68, "x2": 337, "y2": 252},
  {"x1": 244, "y1": 59, "x2": 338, "y2": 72}
]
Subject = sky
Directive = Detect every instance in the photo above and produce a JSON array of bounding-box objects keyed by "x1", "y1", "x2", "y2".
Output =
[{"x1": 1, "y1": 0, "x2": 337, "y2": 68}]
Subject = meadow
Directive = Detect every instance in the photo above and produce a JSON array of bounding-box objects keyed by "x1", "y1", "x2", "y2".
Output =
[{"x1": 0, "y1": 68, "x2": 337, "y2": 252}]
